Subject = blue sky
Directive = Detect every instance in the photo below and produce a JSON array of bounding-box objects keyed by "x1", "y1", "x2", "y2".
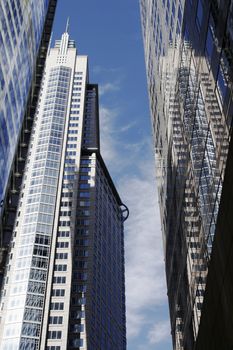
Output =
[{"x1": 53, "y1": 1, "x2": 172, "y2": 349}]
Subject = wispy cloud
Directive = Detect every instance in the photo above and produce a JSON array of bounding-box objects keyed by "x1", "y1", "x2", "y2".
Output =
[
  {"x1": 99, "y1": 82, "x2": 120, "y2": 96},
  {"x1": 99, "y1": 101, "x2": 170, "y2": 347},
  {"x1": 147, "y1": 320, "x2": 171, "y2": 344},
  {"x1": 119, "y1": 121, "x2": 137, "y2": 132},
  {"x1": 99, "y1": 106, "x2": 119, "y2": 163},
  {"x1": 119, "y1": 167, "x2": 167, "y2": 339},
  {"x1": 93, "y1": 65, "x2": 121, "y2": 75}
]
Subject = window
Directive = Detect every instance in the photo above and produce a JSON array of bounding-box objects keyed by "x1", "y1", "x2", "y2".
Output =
[
  {"x1": 56, "y1": 242, "x2": 69, "y2": 248},
  {"x1": 55, "y1": 253, "x2": 68, "y2": 259},
  {"x1": 73, "y1": 273, "x2": 87, "y2": 281},
  {"x1": 69, "y1": 116, "x2": 79, "y2": 120},
  {"x1": 72, "y1": 297, "x2": 86, "y2": 306},
  {"x1": 52, "y1": 289, "x2": 65, "y2": 297},
  {"x1": 49, "y1": 316, "x2": 63, "y2": 324},
  {"x1": 81, "y1": 159, "x2": 91, "y2": 165},
  {"x1": 70, "y1": 339, "x2": 83, "y2": 347},
  {"x1": 65, "y1": 158, "x2": 75, "y2": 164},
  {"x1": 53, "y1": 276, "x2": 66, "y2": 284},
  {"x1": 58, "y1": 221, "x2": 71, "y2": 227},
  {"x1": 79, "y1": 192, "x2": 90, "y2": 198},
  {"x1": 74, "y1": 260, "x2": 88, "y2": 268},
  {"x1": 77, "y1": 219, "x2": 89, "y2": 226},
  {"x1": 63, "y1": 175, "x2": 75, "y2": 180},
  {"x1": 50, "y1": 302, "x2": 64, "y2": 310},
  {"x1": 72, "y1": 284, "x2": 87, "y2": 293},
  {"x1": 69, "y1": 123, "x2": 78, "y2": 127},
  {"x1": 61, "y1": 193, "x2": 73, "y2": 198},
  {"x1": 71, "y1": 311, "x2": 85, "y2": 319},
  {"x1": 68, "y1": 129, "x2": 78, "y2": 134},
  {"x1": 54, "y1": 264, "x2": 67, "y2": 271},
  {"x1": 62, "y1": 184, "x2": 73, "y2": 189},
  {"x1": 75, "y1": 250, "x2": 88, "y2": 257},
  {"x1": 67, "y1": 137, "x2": 77, "y2": 141},
  {"x1": 60, "y1": 201, "x2": 73, "y2": 207},
  {"x1": 47, "y1": 330, "x2": 62, "y2": 339},
  {"x1": 79, "y1": 201, "x2": 90, "y2": 207},
  {"x1": 57, "y1": 231, "x2": 70, "y2": 237},
  {"x1": 64, "y1": 166, "x2": 75, "y2": 173},
  {"x1": 80, "y1": 167, "x2": 90, "y2": 173},
  {"x1": 77, "y1": 210, "x2": 90, "y2": 216},
  {"x1": 59, "y1": 210, "x2": 71, "y2": 216},
  {"x1": 70, "y1": 324, "x2": 84, "y2": 333},
  {"x1": 76, "y1": 239, "x2": 89, "y2": 246},
  {"x1": 66, "y1": 151, "x2": 76, "y2": 156},
  {"x1": 77, "y1": 229, "x2": 89, "y2": 236},
  {"x1": 79, "y1": 184, "x2": 90, "y2": 189}
]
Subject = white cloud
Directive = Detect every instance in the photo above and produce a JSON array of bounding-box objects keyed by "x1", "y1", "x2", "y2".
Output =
[
  {"x1": 119, "y1": 169, "x2": 168, "y2": 339},
  {"x1": 147, "y1": 320, "x2": 171, "y2": 344},
  {"x1": 99, "y1": 82, "x2": 120, "y2": 96},
  {"x1": 99, "y1": 100, "x2": 170, "y2": 345},
  {"x1": 99, "y1": 106, "x2": 119, "y2": 163}
]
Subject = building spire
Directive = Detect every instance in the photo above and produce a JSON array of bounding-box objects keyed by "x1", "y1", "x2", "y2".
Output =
[{"x1": 65, "y1": 17, "x2": 69, "y2": 33}]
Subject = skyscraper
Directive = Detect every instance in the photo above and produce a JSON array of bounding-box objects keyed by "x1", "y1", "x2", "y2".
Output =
[
  {"x1": 140, "y1": 0, "x2": 233, "y2": 348},
  {"x1": 0, "y1": 29, "x2": 127, "y2": 350},
  {"x1": 0, "y1": 0, "x2": 57, "y2": 285}
]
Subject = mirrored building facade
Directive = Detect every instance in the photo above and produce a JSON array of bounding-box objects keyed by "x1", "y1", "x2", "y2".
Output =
[
  {"x1": 140, "y1": 0, "x2": 233, "y2": 348},
  {"x1": 0, "y1": 0, "x2": 57, "y2": 286},
  {"x1": 0, "y1": 30, "x2": 127, "y2": 350}
]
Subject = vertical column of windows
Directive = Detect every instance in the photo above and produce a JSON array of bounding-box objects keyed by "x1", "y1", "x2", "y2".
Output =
[
  {"x1": 18, "y1": 66, "x2": 71, "y2": 349},
  {"x1": 67, "y1": 156, "x2": 93, "y2": 349},
  {"x1": 82, "y1": 87, "x2": 97, "y2": 148},
  {"x1": 70, "y1": 72, "x2": 83, "y2": 119},
  {"x1": 46, "y1": 69, "x2": 84, "y2": 348}
]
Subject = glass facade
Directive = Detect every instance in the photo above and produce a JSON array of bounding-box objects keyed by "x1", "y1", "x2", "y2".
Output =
[
  {"x1": 140, "y1": 0, "x2": 233, "y2": 348},
  {"x1": 0, "y1": 0, "x2": 55, "y2": 208},
  {"x1": 0, "y1": 31, "x2": 127, "y2": 350},
  {"x1": 0, "y1": 0, "x2": 57, "y2": 289}
]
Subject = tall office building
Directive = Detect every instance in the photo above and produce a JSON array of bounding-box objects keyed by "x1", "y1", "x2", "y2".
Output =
[
  {"x1": 0, "y1": 29, "x2": 127, "y2": 350},
  {"x1": 0, "y1": 0, "x2": 57, "y2": 285},
  {"x1": 140, "y1": 0, "x2": 233, "y2": 348}
]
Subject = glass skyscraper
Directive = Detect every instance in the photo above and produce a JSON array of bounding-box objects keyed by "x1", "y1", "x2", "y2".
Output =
[
  {"x1": 140, "y1": 0, "x2": 233, "y2": 348},
  {"x1": 0, "y1": 0, "x2": 57, "y2": 286},
  {"x1": 0, "y1": 30, "x2": 127, "y2": 350}
]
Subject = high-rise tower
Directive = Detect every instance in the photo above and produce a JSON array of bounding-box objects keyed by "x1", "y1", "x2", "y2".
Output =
[
  {"x1": 0, "y1": 30, "x2": 127, "y2": 350},
  {"x1": 140, "y1": 0, "x2": 233, "y2": 348},
  {"x1": 0, "y1": 0, "x2": 57, "y2": 287}
]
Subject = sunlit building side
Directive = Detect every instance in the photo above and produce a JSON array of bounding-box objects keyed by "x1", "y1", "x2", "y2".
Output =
[{"x1": 0, "y1": 0, "x2": 57, "y2": 287}]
